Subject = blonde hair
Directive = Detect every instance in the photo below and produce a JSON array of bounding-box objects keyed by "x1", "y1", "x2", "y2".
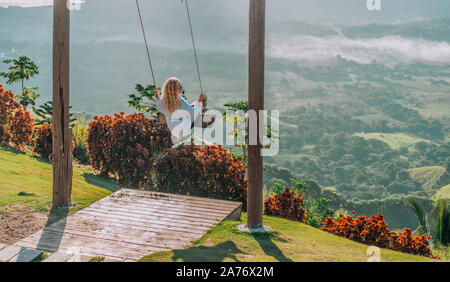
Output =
[{"x1": 162, "y1": 77, "x2": 183, "y2": 114}]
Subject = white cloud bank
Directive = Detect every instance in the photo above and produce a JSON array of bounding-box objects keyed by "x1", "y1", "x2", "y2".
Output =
[
  {"x1": 268, "y1": 35, "x2": 450, "y2": 65},
  {"x1": 0, "y1": 0, "x2": 84, "y2": 8}
]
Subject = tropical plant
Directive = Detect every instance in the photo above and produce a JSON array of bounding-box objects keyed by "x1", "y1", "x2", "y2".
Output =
[
  {"x1": 16, "y1": 86, "x2": 39, "y2": 111},
  {"x1": 72, "y1": 121, "x2": 89, "y2": 164},
  {"x1": 322, "y1": 213, "x2": 437, "y2": 258},
  {"x1": 405, "y1": 197, "x2": 428, "y2": 235},
  {"x1": 223, "y1": 100, "x2": 279, "y2": 164},
  {"x1": 9, "y1": 108, "x2": 34, "y2": 148},
  {"x1": 0, "y1": 84, "x2": 21, "y2": 143},
  {"x1": 34, "y1": 101, "x2": 76, "y2": 126},
  {"x1": 305, "y1": 197, "x2": 335, "y2": 228},
  {"x1": 435, "y1": 199, "x2": 450, "y2": 246},
  {"x1": 128, "y1": 84, "x2": 160, "y2": 118},
  {"x1": 0, "y1": 56, "x2": 39, "y2": 109},
  {"x1": 264, "y1": 187, "x2": 307, "y2": 222},
  {"x1": 34, "y1": 123, "x2": 53, "y2": 159}
]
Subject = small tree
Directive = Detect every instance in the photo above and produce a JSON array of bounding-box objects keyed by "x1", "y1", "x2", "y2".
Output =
[
  {"x1": 17, "y1": 87, "x2": 40, "y2": 111},
  {"x1": 34, "y1": 101, "x2": 76, "y2": 126},
  {"x1": 0, "y1": 56, "x2": 39, "y2": 110},
  {"x1": 128, "y1": 84, "x2": 160, "y2": 118},
  {"x1": 223, "y1": 100, "x2": 278, "y2": 165}
]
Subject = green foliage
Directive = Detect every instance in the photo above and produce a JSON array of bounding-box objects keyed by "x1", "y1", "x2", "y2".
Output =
[
  {"x1": 435, "y1": 199, "x2": 450, "y2": 246},
  {"x1": 223, "y1": 100, "x2": 279, "y2": 164},
  {"x1": 72, "y1": 121, "x2": 89, "y2": 164},
  {"x1": 0, "y1": 56, "x2": 39, "y2": 86},
  {"x1": 270, "y1": 182, "x2": 285, "y2": 195},
  {"x1": 16, "y1": 87, "x2": 39, "y2": 111},
  {"x1": 305, "y1": 197, "x2": 335, "y2": 228},
  {"x1": 34, "y1": 101, "x2": 76, "y2": 126},
  {"x1": 128, "y1": 84, "x2": 160, "y2": 118},
  {"x1": 224, "y1": 101, "x2": 248, "y2": 112}
]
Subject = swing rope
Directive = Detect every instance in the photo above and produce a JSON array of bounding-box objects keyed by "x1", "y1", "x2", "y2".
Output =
[
  {"x1": 135, "y1": 0, "x2": 156, "y2": 86},
  {"x1": 183, "y1": 0, "x2": 204, "y2": 94}
]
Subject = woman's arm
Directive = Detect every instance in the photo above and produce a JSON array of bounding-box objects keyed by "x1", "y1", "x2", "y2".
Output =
[{"x1": 154, "y1": 87, "x2": 161, "y2": 100}]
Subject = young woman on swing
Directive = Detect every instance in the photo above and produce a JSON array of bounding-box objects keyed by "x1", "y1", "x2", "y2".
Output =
[{"x1": 154, "y1": 77, "x2": 208, "y2": 143}]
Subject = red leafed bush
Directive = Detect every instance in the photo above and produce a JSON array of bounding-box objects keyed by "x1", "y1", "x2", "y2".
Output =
[
  {"x1": 87, "y1": 113, "x2": 172, "y2": 187},
  {"x1": 264, "y1": 187, "x2": 307, "y2": 222},
  {"x1": 153, "y1": 145, "x2": 247, "y2": 207},
  {"x1": 393, "y1": 228, "x2": 435, "y2": 258},
  {"x1": 9, "y1": 109, "x2": 34, "y2": 148},
  {"x1": 0, "y1": 84, "x2": 21, "y2": 143},
  {"x1": 322, "y1": 213, "x2": 437, "y2": 258},
  {"x1": 34, "y1": 123, "x2": 53, "y2": 159}
]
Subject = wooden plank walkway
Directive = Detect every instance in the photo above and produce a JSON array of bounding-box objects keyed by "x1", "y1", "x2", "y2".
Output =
[{"x1": 13, "y1": 189, "x2": 242, "y2": 262}]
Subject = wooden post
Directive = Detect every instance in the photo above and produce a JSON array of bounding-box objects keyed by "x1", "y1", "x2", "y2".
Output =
[
  {"x1": 52, "y1": 0, "x2": 72, "y2": 208},
  {"x1": 247, "y1": 0, "x2": 265, "y2": 228}
]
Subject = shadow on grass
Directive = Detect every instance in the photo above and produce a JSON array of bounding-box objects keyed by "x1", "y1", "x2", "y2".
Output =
[
  {"x1": 0, "y1": 146, "x2": 26, "y2": 155},
  {"x1": 82, "y1": 173, "x2": 121, "y2": 192},
  {"x1": 251, "y1": 232, "x2": 293, "y2": 262},
  {"x1": 170, "y1": 241, "x2": 246, "y2": 262}
]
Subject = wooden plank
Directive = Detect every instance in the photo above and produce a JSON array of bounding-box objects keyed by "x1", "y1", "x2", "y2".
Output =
[
  {"x1": 43, "y1": 252, "x2": 73, "y2": 262},
  {"x1": 50, "y1": 215, "x2": 203, "y2": 239},
  {"x1": 117, "y1": 189, "x2": 241, "y2": 208},
  {"x1": 76, "y1": 210, "x2": 216, "y2": 231},
  {"x1": 0, "y1": 245, "x2": 23, "y2": 262},
  {"x1": 81, "y1": 204, "x2": 223, "y2": 225},
  {"x1": 37, "y1": 225, "x2": 190, "y2": 249},
  {"x1": 247, "y1": 0, "x2": 265, "y2": 228},
  {"x1": 15, "y1": 189, "x2": 242, "y2": 261},
  {"x1": 16, "y1": 233, "x2": 162, "y2": 261},
  {"x1": 71, "y1": 213, "x2": 206, "y2": 236},
  {"x1": 95, "y1": 200, "x2": 230, "y2": 221},
  {"x1": 51, "y1": 219, "x2": 198, "y2": 240},
  {"x1": 104, "y1": 196, "x2": 237, "y2": 215}
]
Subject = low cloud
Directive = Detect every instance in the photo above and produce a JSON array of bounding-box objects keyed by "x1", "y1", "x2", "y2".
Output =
[{"x1": 268, "y1": 34, "x2": 450, "y2": 65}]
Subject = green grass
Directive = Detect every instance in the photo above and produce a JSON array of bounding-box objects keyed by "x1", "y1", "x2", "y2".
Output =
[
  {"x1": 0, "y1": 146, "x2": 120, "y2": 214},
  {"x1": 139, "y1": 213, "x2": 442, "y2": 262},
  {"x1": 408, "y1": 166, "x2": 446, "y2": 191},
  {"x1": 354, "y1": 132, "x2": 434, "y2": 150},
  {"x1": 88, "y1": 256, "x2": 105, "y2": 262}
]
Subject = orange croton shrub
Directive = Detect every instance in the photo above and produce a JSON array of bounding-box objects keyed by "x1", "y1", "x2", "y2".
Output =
[
  {"x1": 322, "y1": 213, "x2": 438, "y2": 258},
  {"x1": 153, "y1": 145, "x2": 247, "y2": 208},
  {"x1": 264, "y1": 187, "x2": 307, "y2": 222},
  {"x1": 9, "y1": 108, "x2": 34, "y2": 148},
  {"x1": 0, "y1": 84, "x2": 22, "y2": 144},
  {"x1": 34, "y1": 122, "x2": 53, "y2": 159},
  {"x1": 87, "y1": 113, "x2": 172, "y2": 187}
]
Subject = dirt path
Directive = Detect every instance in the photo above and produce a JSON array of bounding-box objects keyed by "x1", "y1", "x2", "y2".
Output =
[{"x1": 0, "y1": 207, "x2": 63, "y2": 245}]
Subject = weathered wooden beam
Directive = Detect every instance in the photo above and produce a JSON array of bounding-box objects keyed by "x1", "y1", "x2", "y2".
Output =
[
  {"x1": 52, "y1": 0, "x2": 72, "y2": 207},
  {"x1": 247, "y1": 0, "x2": 265, "y2": 228}
]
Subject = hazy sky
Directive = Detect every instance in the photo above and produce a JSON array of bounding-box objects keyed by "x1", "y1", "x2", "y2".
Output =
[{"x1": 1, "y1": 0, "x2": 449, "y2": 23}]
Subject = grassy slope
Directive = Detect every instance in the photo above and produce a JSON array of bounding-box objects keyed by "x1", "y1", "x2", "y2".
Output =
[
  {"x1": 0, "y1": 146, "x2": 120, "y2": 214},
  {"x1": 435, "y1": 184, "x2": 450, "y2": 200},
  {"x1": 408, "y1": 166, "x2": 446, "y2": 191},
  {"x1": 140, "y1": 214, "x2": 441, "y2": 262},
  {"x1": 353, "y1": 132, "x2": 433, "y2": 150}
]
